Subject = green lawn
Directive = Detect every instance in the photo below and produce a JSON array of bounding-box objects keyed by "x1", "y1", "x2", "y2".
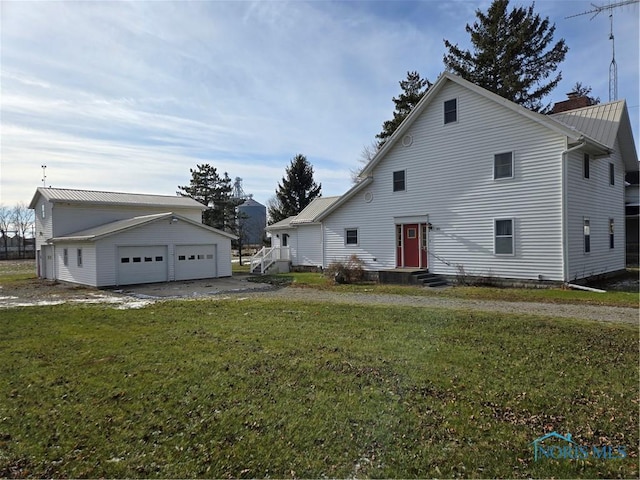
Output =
[{"x1": 1, "y1": 299, "x2": 637, "y2": 478}]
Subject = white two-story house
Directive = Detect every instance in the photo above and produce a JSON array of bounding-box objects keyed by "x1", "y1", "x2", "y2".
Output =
[
  {"x1": 29, "y1": 188, "x2": 236, "y2": 287},
  {"x1": 271, "y1": 72, "x2": 637, "y2": 284}
]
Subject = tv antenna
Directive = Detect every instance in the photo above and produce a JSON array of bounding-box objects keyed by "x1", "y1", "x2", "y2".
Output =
[
  {"x1": 566, "y1": 0, "x2": 639, "y2": 101},
  {"x1": 41, "y1": 165, "x2": 47, "y2": 187}
]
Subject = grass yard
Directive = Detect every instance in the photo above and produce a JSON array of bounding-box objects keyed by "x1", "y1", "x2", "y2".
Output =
[{"x1": 1, "y1": 299, "x2": 637, "y2": 478}]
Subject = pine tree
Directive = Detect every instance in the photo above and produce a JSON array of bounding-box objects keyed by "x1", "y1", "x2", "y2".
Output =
[
  {"x1": 177, "y1": 164, "x2": 235, "y2": 230},
  {"x1": 443, "y1": 0, "x2": 568, "y2": 112},
  {"x1": 268, "y1": 154, "x2": 321, "y2": 224},
  {"x1": 376, "y1": 71, "x2": 431, "y2": 147}
]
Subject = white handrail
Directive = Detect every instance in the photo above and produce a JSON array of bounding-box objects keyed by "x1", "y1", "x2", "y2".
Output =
[{"x1": 250, "y1": 246, "x2": 290, "y2": 274}]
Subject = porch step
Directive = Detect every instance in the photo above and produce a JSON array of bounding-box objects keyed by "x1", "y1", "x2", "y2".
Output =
[{"x1": 411, "y1": 271, "x2": 448, "y2": 288}]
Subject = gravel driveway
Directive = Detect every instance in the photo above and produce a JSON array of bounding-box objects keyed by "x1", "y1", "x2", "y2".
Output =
[{"x1": 242, "y1": 287, "x2": 639, "y2": 324}]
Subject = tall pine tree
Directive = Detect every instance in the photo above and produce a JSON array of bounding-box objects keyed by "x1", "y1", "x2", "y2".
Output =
[
  {"x1": 177, "y1": 164, "x2": 236, "y2": 231},
  {"x1": 376, "y1": 71, "x2": 431, "y2": 147},
  {"x1": 268, "y1": 154, "x2": 321, "y2": 224},
  {"x1": 443, "y1": 0, "x2": 568, "y2": 112}
]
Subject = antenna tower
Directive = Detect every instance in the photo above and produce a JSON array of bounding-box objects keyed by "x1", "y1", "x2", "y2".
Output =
[
  {"x1": 41, "y1": 165, "x2": 47, "y2": 187},
  {"x1": 566, "y1": 0, "x2": 639, "y2": 101}
]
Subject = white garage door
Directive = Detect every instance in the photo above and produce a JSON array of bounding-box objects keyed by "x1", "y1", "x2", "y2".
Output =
[
  {"x1": 118, "y1": 246, "x2": 168, "y2": 285},
  {"x1": 175, "y1": 244, "x2": 217, "y2": 281}
]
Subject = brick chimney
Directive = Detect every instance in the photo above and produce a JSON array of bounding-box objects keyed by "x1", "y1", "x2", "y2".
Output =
[{"x1": 551, "y1": 91, "x2": 593, "y2": 113}]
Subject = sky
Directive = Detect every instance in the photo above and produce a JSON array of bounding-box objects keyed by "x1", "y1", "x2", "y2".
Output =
[{"x1": 1, "y1": 0, "x2": 638, "y2": 209}]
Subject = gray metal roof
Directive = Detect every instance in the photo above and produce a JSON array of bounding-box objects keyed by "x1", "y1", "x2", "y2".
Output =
[
  {"x1": 266, "y1": 216, "x2": 296, "y2": 231},
  {"x1": 50, "y1": 212, "x2": 237, "y2": 242},
  {"x1": 50, "y1": 213, "x2": 172, "y2": 242},
  {"x1": 29, "y1": 187, "x2": 206, "y2": 209},
  {"x1": 290, "y1": 196, "x2": 341, "y2": 224},
  {"x1": 551, "y1": 100, "x2": 625, "y2": 149},
  {"x1": 551, "y1": 100, "x2": 638, "y2": 170}
]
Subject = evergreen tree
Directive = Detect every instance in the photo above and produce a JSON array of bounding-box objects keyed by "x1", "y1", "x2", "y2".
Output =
[
  {"x1": 443, "y1": 0, "x2": 568, "y2": 112},
  {"x1": 177, "y1": 164, "x2": 235, "y2": 230},
  {"x1": 376, "y1": 71, "x2": 431, "y2": 147},
  {"x1": 268, "y1": 154, "x2": 321, "y2": 224},
  {"x1": 571, "y1": 82, "x2": 600, "y2": 105}
]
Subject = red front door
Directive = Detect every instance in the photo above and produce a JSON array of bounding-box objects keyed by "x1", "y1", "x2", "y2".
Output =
[
  {"x1": 403, "y1": 224, "x2": 419, "y2": 267},
  {"x1": 396, "y1": 223, "x2": 428, "y2": 268}
]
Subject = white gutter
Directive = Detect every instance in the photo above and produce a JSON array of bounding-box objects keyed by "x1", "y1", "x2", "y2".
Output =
[{"x1": 561, "y1": 141, "x2": 586, "y2": 283}]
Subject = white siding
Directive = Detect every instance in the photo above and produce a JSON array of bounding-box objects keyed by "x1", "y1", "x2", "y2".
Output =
[
  {"x1": 33, "y1": 198, "x2": 53, "y2": 251},
  {"x1": 51, "y1": 203, "x2": 202, "y2": 237},
  {"x1": 296, "y1": 224, "x2": 323, "y2": 266},
  {"x1": 54, "y1": 243, "x2": 98, "y2": 286},
  {"x1": 324, "y1": 81, "x2": 566, "y2": 280},
  {"x1": 92, "y1": 221, "x2": 231, "y2": 286},
  {"x1": 272, "y1": 229, "x2": 298, "y2": 264},
  {"x1": 566, "y1": 140, "x2": 626, "y2": 280}
]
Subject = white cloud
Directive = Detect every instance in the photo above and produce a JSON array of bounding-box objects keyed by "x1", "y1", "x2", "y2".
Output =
[{"x1": 1, "y1": 0, "x2": 638, "y2": 210}]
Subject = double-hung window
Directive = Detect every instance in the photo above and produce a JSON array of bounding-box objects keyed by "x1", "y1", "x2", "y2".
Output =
[
  {"x1": 444, "y1": 99, "x2": 457, "y2": 124},
  {"x1": 494, "y1": 152, "x2": 513, "y2": 180},
  {"x1": 393, "y1": 170, "x2": 406, "y2": 192},
  {"x1": 345, "y1": 228, "x2": 358, "y2": 246},
  {"x1": 495, "y1": 219, "x2": 514, "y2": 255}
]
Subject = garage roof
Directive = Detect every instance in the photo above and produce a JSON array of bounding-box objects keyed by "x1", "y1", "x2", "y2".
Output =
[
  {"x1": 29, "y1": 187, "x2": 206, "y2": 209},
  {"x1": 49, "y1": 212, "x2": 237, "y2": 242}
]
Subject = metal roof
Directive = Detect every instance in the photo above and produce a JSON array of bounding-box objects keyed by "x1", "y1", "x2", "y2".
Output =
[
  {"x1": 551, "y1": 100, "x2": 625, "y2": 149},
  {"x1": 290, "y1": 196, "x2": 341, "y2": 224},
  {"x1": 49, "y1": 212, "x2": 237, "y2": 242},
  {"x1": 29, "y1": 187, "x2": 206, "y2": 209},
  {"x1": 50, "y1": 213, "x2": 172, "y2": 242},
  {"x1": 266, "y1": 216, "x2": 296, "y2": 230}
]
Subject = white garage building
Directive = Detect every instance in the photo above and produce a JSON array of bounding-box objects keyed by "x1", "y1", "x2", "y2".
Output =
[{"x1": 29, "y1": 188, "x2": 236, "y2": 287}]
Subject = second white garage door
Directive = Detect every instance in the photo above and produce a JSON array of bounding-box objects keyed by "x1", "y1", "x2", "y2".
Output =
[
  {"x1": 175, "y1": 244, "x2": 217, "y2": 281},
  {"x1": 118, "y1": 245, "x2": 168, "y2": 285}
]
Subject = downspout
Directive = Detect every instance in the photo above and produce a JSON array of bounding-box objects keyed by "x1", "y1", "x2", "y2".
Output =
[{"x1": 561, "y1": 141, "x2": 586, "y2": 283}]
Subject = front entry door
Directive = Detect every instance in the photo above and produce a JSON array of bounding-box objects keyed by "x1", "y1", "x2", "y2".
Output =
[
  {"x1": 397, "y1": 223, "x2": 428, "y2": 268},
  {"x1": 403, "y1": 224, "x2": 419, "y2": 267}
]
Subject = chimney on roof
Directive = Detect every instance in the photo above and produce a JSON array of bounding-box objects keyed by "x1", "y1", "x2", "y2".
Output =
[{"x1": 551, "y1": 91, "x2": 594, "y2": 114}]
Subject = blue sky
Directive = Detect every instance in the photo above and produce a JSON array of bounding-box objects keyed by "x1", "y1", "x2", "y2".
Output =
[{"x1": 1, "y1": 0, "x2": 638, "y2": 208}]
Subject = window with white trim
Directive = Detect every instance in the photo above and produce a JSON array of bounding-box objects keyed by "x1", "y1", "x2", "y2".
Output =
[
  {"x1": 495, "y1": 219, "x2": 514, "y2": 255},
  {"x1": 444, "y1": 98, "x2": 457, "y2": 124},
  {"x1": 345, "y1": 228, "x2": 358, "y2": 246},
  {"x1": 494, "y1": 152, "x2": 513, "y2": 179},
  {"x1": 393, "y1": 170, "x2": 406, "y2": 192}
]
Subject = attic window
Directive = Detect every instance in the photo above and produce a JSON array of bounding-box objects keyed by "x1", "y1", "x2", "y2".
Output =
[{"x1": 444, "y1": 99, "x2": 457, "y2": 124}]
